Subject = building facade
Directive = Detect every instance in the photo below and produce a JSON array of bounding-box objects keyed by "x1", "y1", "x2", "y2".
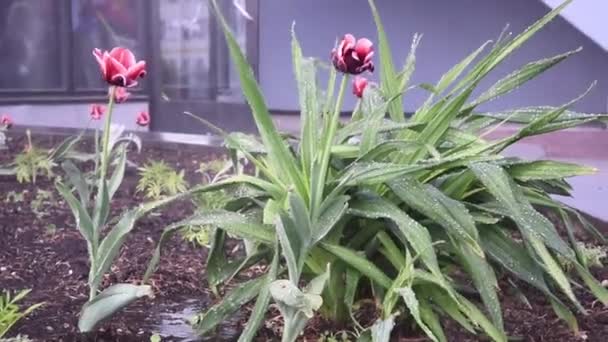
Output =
[{"x1": 0, "y1": 0, "x2": 606, "y2": 134}]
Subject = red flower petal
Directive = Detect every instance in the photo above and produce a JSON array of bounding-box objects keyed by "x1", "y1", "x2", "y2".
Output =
[
  {"x1": 126, "y1": 61, "x2": 147, "y2": 80},
  {"x1": 109, "y1": 47, "x2": 136, "y2": 69},
  {"x1": 355, "y1": 38, "x2": 374, "y2": 58}
]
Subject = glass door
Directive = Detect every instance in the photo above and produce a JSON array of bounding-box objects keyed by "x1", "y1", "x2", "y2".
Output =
[{"x1": 149, "y1": 0, "x2": 257, "y2": 134}]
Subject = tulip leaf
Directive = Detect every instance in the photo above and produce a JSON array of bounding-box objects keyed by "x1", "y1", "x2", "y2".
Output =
[
  {"x1": 210, "y1": 0, "x2": 306, "y2": 200},
  {"x1": 78, "y1": 284, "x2": 152, "y2": 332}
]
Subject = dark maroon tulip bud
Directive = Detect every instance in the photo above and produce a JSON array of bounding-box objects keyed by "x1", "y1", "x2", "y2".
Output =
[{"x1": 331, "y1": 34, "x2": 374, "y2": 75}]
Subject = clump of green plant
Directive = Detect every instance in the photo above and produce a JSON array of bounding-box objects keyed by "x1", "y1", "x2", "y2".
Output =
[
  {"x1": 0, "y1": 129, "x2": 87, "y2": 184},
  {"x1": 181, "y1": 159, "x2": 237, "y2": 247},
  {"x1": 14, "y1": 131, "x2": 54, "y2": 184},
  {"x1": 0, "y1": 290, "x2": 43, "y2": 338},
  {"x1": 559, "y1": 242, "x2": 606, "y2": 271},
  {"x1": 137, "y1": 160, "x2": 188, "y2": 199},
  {"x1": 145, "y1": 1, "x2": 608, "y2": 341}
]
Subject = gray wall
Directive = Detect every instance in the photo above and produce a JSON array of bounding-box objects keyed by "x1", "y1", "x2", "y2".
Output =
[{"x1": 258, "y1": 0, "x2": 608, "y2": 113}]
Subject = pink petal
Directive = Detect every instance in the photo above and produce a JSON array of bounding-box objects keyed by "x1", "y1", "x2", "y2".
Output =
[
  {"x1": 355, "y1": 38, "x2": 374, "y2": 57},
  {"x1": 93, "y1": 49, "x2": 107, "y2": 78},
  {"x1": 126, "y1": 61, "x2": 146, "y2": 80},
  {"x1": 109, "y1": 47, "x2": 136, "y2": 68}
]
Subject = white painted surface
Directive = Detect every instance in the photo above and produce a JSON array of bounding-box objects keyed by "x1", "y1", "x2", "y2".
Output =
[
  {"x1": 0, "y1": 102, "x2": 149, "y2": 131},
  {"x1": 542, "y1": 0, "x2": 608, "y2": 51}
]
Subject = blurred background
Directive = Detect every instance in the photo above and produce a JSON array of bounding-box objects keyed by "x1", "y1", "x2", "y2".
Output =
[{"x1": 0, "y1": 0, "x2": 606, "y2": 134}]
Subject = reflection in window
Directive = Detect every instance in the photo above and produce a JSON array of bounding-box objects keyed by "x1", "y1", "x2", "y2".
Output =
[
  {"x1": 72, "y1": 0, "x2": 144, "y2": 89},
  {"x1": 0, "y1": 0, "x2": 62, "y2": 90},
  {"x1": 159, "y1": 0, "x2": 211, "y2": 100}
]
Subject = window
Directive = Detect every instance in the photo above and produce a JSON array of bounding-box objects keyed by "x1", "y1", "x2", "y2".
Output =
[
  {"x1": 0, "y1": 1, "x2": 63, "y2": 90},
  {"x1": 0, "y1": 0, "x2": 257, "y2": 104},
  {"x1": 71, "y1": 0, "x2": 145, "y2": 90},
  {"x1": 0, "y1": 0, "x2": 148, "y2": 99}
]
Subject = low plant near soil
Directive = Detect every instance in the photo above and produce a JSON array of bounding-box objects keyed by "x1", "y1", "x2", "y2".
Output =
[
  {"x1": 0, "y1": 290, "x2": 42, "y2": 338},
  {"x1": 0, "y1": 129, "x2": 88, "y2": 184},
  {"x1": 143, "y1": 0, "x2": 608, "y2": 341},
  {"x1": 137, "y1": 160, "x2": 188, "y2": 200}
]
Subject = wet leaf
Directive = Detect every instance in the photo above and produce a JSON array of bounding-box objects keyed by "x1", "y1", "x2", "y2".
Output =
[{"x1": 78, "y1": 284, "x2": 152, "y2": 332}]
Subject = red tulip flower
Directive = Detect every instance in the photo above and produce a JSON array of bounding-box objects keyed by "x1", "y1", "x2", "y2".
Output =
[
  {"x1": 93, "y1": 47, "x2": 146, "y2": 87},
  {"x1": 112, "y1": 87, "x2": 131, "y2": 103},
  {"x1": 352, "y1": 76, "x2": 369, "y2": 98},
  {"x1": 136, "y1": 111, "x2": 150, "y2": 127},
  {"x1": 331, "y1": 34, "x2": 374, "y2": 75},
  {"x1": 90, "y1": 104, "x2": 106, "y2": 120},
  {"x1": 1, "y1": 114, "x2": 12, "y2": 129}
]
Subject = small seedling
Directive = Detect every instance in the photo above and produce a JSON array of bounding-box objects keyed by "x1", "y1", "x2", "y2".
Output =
[
  {"x1": 137, "y1": 160, "x2": 188, "y2": 200},
  {"x1": 0, "y1": 290, "x2": 43, "y2": 338}
]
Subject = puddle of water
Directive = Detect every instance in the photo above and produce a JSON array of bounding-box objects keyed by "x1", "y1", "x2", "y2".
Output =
[{"x1": 139, "y1": 298, "x2": 243, "y2": 342}]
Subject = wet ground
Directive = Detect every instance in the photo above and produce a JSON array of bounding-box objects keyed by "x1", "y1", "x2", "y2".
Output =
[{"x1": 1, "y1": 127, "x2": 607, "y2": 341}]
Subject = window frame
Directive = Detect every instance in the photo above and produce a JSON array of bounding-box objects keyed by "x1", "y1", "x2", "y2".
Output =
[
  {"x1": 0, "y1": 0, "x2": 259, "y2": 106},
  {"x1": 0, "y1": 0, "x2": 151, "y2": 103}
]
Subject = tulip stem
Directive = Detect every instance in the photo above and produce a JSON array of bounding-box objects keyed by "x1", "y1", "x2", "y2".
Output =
[{"x1": 100, "y1": 86, "x2": 117, "y2": 182}]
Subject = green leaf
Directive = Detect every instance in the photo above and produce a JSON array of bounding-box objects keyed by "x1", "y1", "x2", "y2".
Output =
[
  {"x1": 367, "y1": 0, "x2": 402, "y2": 122},
  {"x1": 108, "y1": 145, "x2": 128, "y2": 199},
  {"x1": 78, "y1": 284, "x2": 152, "y2": 332},
  {"x1": 206, "y1": 229, "x2": 228, "y2": 294},
  {"x1": 360, "y1": 85, "x2": 391, "y2": 155},
  {"x1": 144, "y1": 210, "x2": 273, "y2": 282},
  {"x1": 349, "y1": 196, "x2": 443, "y2": 282},
  {"x1": 454, "y1": 293, "x2": 507, "y2": 342},
  {"x1": 475, "y1": 106, "x2": 608, "y2": 124},
  {"x1": 479, "y1": 227, "x2": 549, "y2": 293},
  {"x1": 93, "y1": 179, "x2": 110, "y2": 236},
  {"x1": 507, "y1": 160, "x2": 597, "y2": 181},
  {"x1": 389, "y1": 177, "x2": 482, "y2": 254},
  {"x1": 270, "y1": 268, "x2": 330, "y2": 342},
  {"x1": 56, "y1": 182, "x2": 96, "y2": 256},
  {"x1": 61, "y1": 161, "x2": 90, "y2": 208},
  {"x1": 397, "y1": 34, "x2": 422, "y2": 94},
  {"x1": 193, "y1": 276, "x2": 267, "y2": 335},
  {"x1": 276, "y1": 210, "x2": 307, "y2": 284},
  {"x1": 321, "y1": 243, "x2": 392, "y2": 289},
  {"x1": 383, "y1": 248, "x2": 412, "y2": 315},
  {"x1": 397, "y1": 287, "x2": 439, "y2": 342},
  {"x1": 344, "y1": 268, "x2": 363, "y2": 329},
  {"x1": 311, "y1": 195, "x2": 349, "y2": 244},
  {"x1": 370, "y1": 315, "x2": 396, "y2": 342},
  {"x1": 238, "y1": 247, "x2": 279, "y2": 342},
  {"x1": 469, "y1": 163, "x2": 581, "y2": 308},
  {"x1": 210, "y1": 0, "x2": 306, "y2": 200},
  {"x1": 335, "y1": 119, "x2": 423, "y2": 144},
  {"x1": 48, "y1": 133, "x2": 82, "y2": 161},
  {"x1": 292, "y1": 25, "x2": 320, "y2": 179},
  {"x1": 455, "y1": 241, "x2": 503, "y2": 331},
  {"x1": 376, "y1": 231, "x2": 405, "y2": 270},
  {"x1": 469, "y1": 48, "x2": 581, "y2": 108},
  {"x1": 418, "y1": 299, "x2": 448, "y2": 342},
  {"x1": 92, "y1": 194, "x2": 187, "y2": 292}
]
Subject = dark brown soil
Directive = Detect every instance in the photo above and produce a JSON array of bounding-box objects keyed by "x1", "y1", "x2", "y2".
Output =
[{"x1": 1, "y1": 132, "x2": 607, "y2": 342}]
